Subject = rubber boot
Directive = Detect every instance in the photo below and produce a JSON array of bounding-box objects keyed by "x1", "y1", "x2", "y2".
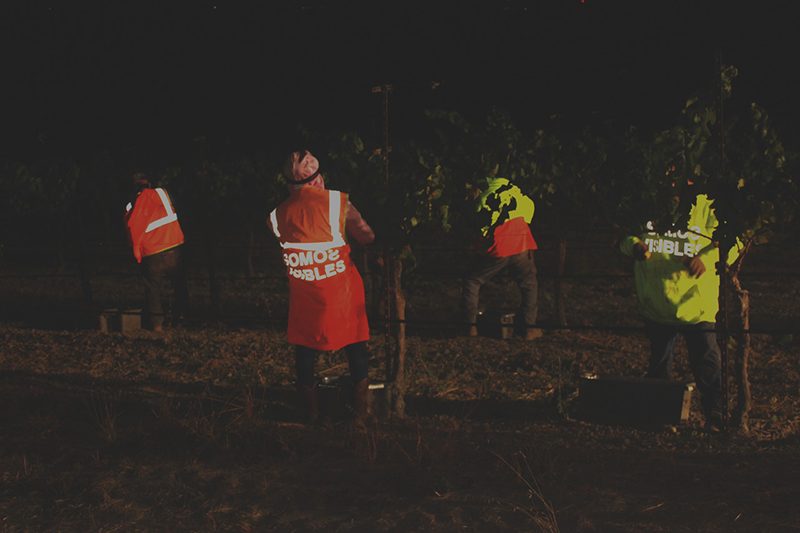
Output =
[
  {"x1": 297, "y1": 383, "x2": 319, "y2": 424},
  {"x1": 352, "y1": 378, "x2": 371, "y2": 429}
]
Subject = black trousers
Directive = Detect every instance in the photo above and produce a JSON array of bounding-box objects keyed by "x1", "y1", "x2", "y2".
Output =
[
  {"x1": 461, "y1": 250, "x2": 538, "y2": 327},
  {"x1": 295, "y1": 342, "x2": 370, "y2": 387},
  {"x1": 141, "y1": 246, "x2": 189, "y2": 328},
  {"x1": 644, "y1": 320, "x2": 723, "y2": 418}
]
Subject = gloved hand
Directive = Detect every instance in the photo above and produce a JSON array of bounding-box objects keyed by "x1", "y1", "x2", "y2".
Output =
[
  {"x1": 683, "y1": 256, "x2": 706, "y2": 278},
  {"x1": 632, "y1": 241, "x2": 650, "y2": 261}
]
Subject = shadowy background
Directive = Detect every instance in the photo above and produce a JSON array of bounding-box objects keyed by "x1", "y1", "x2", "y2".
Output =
[{"x1": 3, "y1": 1, "x2": 798, "y2": 163}]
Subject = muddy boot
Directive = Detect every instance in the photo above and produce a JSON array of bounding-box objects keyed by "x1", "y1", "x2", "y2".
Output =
[
  {"x1": 352, "y1": 378, "x2": 372, "y2": 429},
  {"x1": 297, "y1": 383, "x2": 319, "y2": 424}
]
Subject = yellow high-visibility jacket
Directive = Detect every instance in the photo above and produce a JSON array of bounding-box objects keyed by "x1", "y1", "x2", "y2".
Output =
[
  {"x1": 620, "y1": 194, "x2": 741, "y2": 325},
  {"x1": 477, "y1": 177, "x2": 537, "y2": 257}
]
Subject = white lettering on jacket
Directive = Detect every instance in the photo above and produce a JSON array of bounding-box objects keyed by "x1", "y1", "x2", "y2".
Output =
[
  {"x1": 287, "y1": 259, "x2": 347, "y2": 281},
  {"x1": 643, "y1": 224, "x2": 707, "y2": 258},
  {"x1": 283, "y1": 248, "x2": 341, "y2": 267},
  {"x1": 284, "y1": 250, "x2": 346, "y2": 281},
  {"x1": 644, "y1": 238, "x2": 698, "y2": 258}
]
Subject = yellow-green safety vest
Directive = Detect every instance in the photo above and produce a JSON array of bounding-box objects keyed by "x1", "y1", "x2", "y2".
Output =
[{"x1": 620, "y1": 193, "x2": 742, "y2": 325}]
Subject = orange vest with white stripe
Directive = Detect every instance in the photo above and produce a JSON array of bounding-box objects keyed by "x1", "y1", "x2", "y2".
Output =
[
  {"x1": 125, "y1": 187, "x2": 185, "y2": 263},
  {"x1": 269, "y1": 187, "x2": 369, "y2": 351}
]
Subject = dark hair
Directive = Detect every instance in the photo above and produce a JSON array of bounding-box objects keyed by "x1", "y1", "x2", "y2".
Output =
[
  {"x1": 282, "y1": 152, "x2": 299, "y2": 181},
  {"x1": 132, "y1": 171, "x2": 149, "y2": 182},
  {"x1": 132, "y1": 171, "x2": 160, "y2": 191}
]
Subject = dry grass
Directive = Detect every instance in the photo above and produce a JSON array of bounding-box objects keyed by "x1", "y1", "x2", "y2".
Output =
[{"x1": 491, "y1": 450, "x2": 560, "y2": 532}]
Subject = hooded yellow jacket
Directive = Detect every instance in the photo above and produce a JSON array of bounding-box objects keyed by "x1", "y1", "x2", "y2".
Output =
[
  {"x1": 477, "y1": 177, "x2": 538, "y2": 257},
  {"x1": 620, "y1": 194, "x2": 741, "y2": 325}
]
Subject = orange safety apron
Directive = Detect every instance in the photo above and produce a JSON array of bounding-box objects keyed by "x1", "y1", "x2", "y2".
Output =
[
  {"x1": 125, "y1": 187, "x2": 185, "y2": 263},
  {"x1": 269, "y1": 187, "x2": 370, "y2": 351},
  {"x1": 488, "y1": 217, "x2": 538, "y2": 258}
]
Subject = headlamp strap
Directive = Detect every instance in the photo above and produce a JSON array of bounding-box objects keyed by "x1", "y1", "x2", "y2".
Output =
[{"x1": 293, "y1": 168, "x2": 321, "y2": 185}]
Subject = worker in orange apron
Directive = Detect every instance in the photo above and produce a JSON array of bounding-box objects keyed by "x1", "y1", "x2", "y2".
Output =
[
  {"x1": 125, "y1": 173, "x2": 188, "y2": 332},
  {"x1": 268, "y1": 150, "x2": 375, "y2": 424}
]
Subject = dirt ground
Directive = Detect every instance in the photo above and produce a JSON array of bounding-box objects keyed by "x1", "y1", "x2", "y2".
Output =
[{"x1": 1, "y1": 242, "x2": 799, "y2": 531}]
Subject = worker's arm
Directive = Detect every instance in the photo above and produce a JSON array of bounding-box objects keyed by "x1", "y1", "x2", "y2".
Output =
[
  {"x1": 620, "y1": 236, "x2": 649, "y2": 260},
  {"x1": 345, "y1": 201, "x2": 375, "y2": 245},
  {"x1": 684, "y1": 201, "x2": 743, "y2": 276}
]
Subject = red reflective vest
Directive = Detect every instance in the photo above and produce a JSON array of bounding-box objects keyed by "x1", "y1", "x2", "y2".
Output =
[
  {"x1": 269, "y1": 187, "x2": 370, "y2": 351},
  {"x1": 125, "y1": 187, "x2": 185, "y2": 263},
  {"x1": 488, "y1": 217, "x2": 538, "y2": 258}
]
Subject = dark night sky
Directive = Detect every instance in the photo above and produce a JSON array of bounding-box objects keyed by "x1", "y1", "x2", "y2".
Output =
[{"x1": 3, "y1": 1, "x2": 798, "y2": 160}]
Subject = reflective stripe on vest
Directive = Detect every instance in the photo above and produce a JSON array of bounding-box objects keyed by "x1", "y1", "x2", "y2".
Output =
[
  {"x1": 145, "y1": 188, "x2": 179, "y2": 233},
  {"x1": 270, "y1": 190, "x2": 345, "y2": 251},
  {"x1": 269, "y1": 208, "x2": 281, "y2": 238}
]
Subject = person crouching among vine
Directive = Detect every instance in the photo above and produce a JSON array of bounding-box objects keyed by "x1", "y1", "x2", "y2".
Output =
[{"x1": 461, "y1": 176, "x2": 542, "y2": 340}]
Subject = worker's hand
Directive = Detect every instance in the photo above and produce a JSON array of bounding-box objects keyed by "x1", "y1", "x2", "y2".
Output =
[
  {"x1": 632, "y1": 241, "x2": 650, "y2": 261},
  {"x1": 683, "y1": 256, "x2": 706, "y2": 278}
]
